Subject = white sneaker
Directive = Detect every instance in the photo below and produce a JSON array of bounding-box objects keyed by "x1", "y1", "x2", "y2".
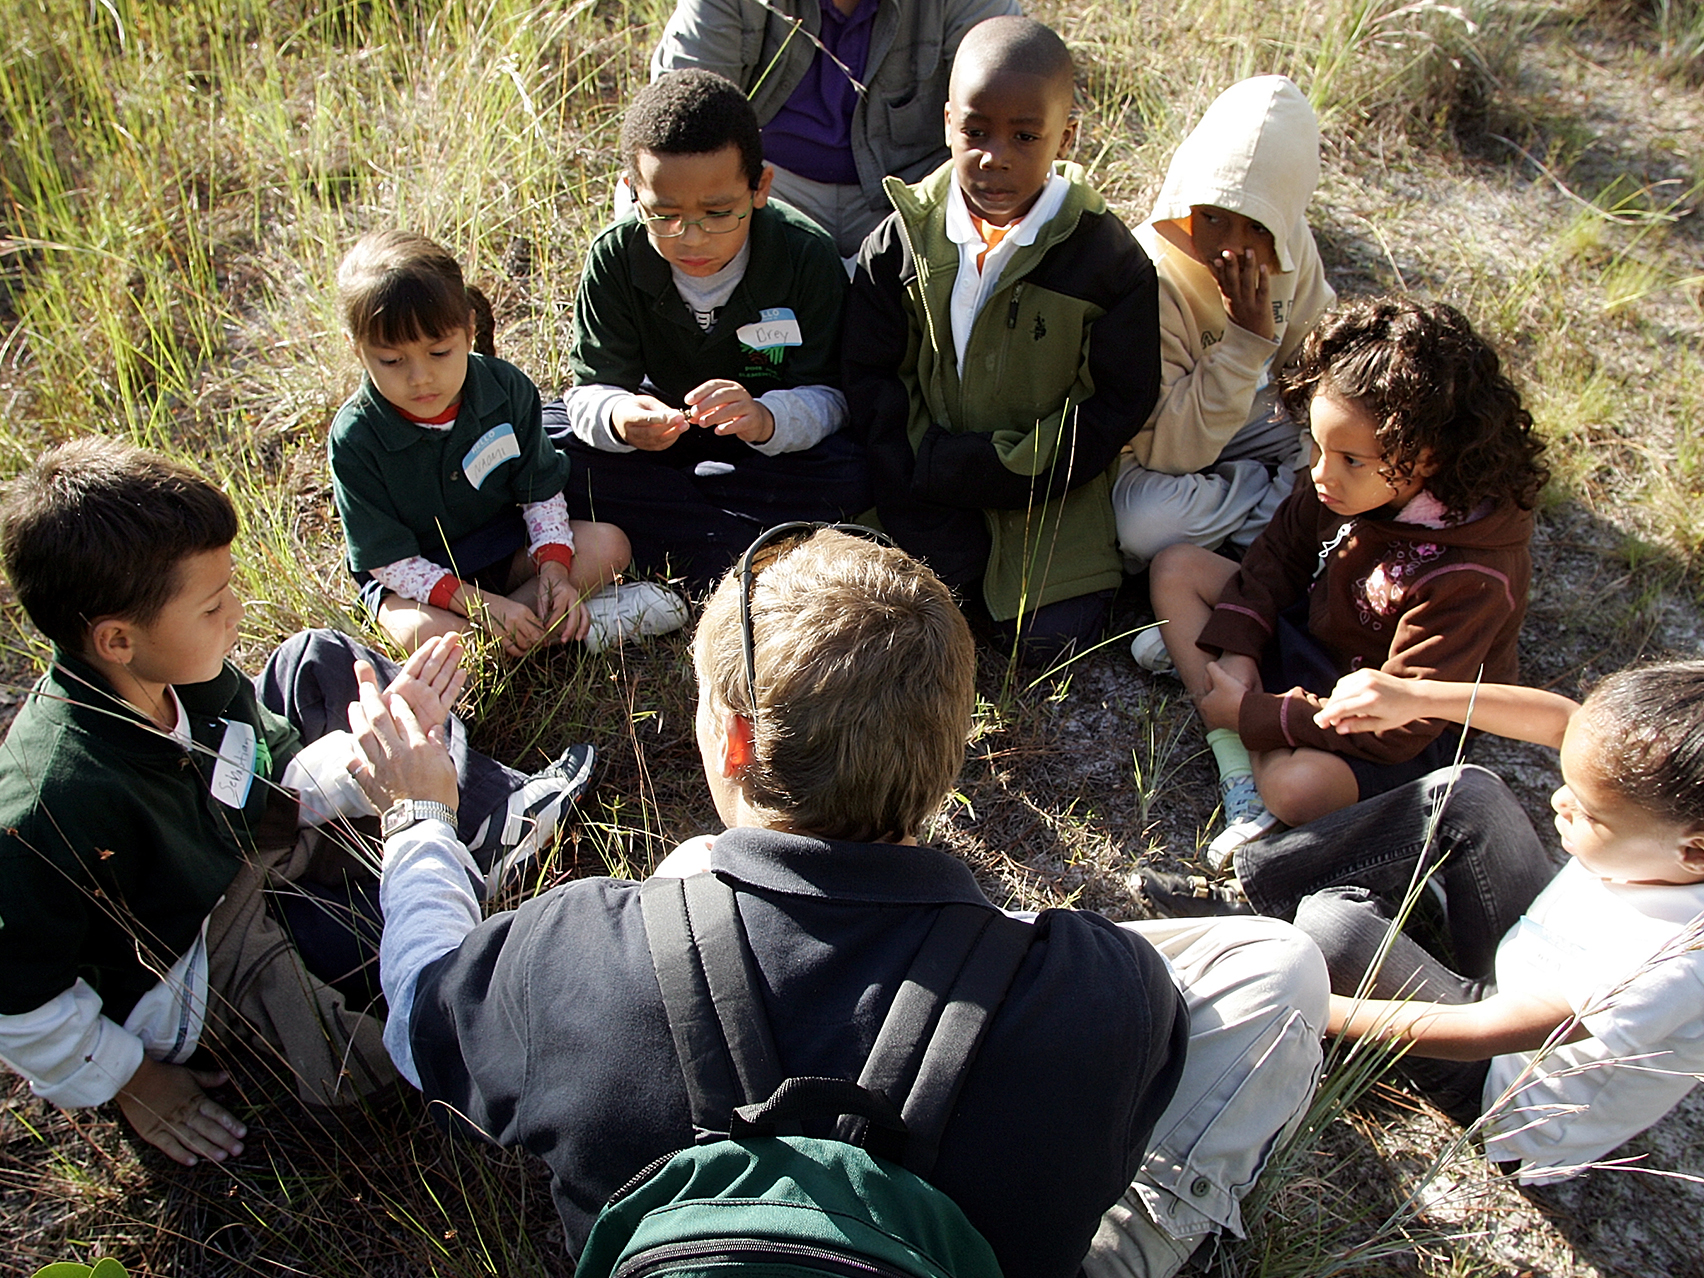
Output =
[
  {"x1": 1205, "y1": 772, "x2": 1282, "y2": 870},
  {"x1": 1129, "y1": 626, "x2": 1175, "y2": 674},
  {"x1": 582, "y1": 582, "x2": 690, "y2": 654}
]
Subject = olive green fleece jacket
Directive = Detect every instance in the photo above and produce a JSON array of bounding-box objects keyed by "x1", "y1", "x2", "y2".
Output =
[{"x1": 845, "y1": 161, "x2": 1160, "y2": 620}]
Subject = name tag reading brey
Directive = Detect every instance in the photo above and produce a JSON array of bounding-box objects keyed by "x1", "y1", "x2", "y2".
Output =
[
  {"x1": 462, "y1": 423, "x2": 522, "y2": 490},
  {"x1": 209, "y1": 719, "x2": 258, "y2": 809},
  {"x1": 736, "y1": 307, "x2": 803, "y2": 350}
]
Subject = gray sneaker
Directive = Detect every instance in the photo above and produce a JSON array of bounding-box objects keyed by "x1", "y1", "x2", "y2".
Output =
[{"x1": 467, "y1": 743, "x2": 596, "y2": 897}]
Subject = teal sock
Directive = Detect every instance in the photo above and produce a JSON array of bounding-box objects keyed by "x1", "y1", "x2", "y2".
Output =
[{"x1": 1206, "y1": 727, "x2": 1252, "y2": 782}]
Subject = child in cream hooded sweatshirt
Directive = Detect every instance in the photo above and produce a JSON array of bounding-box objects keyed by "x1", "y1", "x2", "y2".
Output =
[{"x1": 1113, "y1": 76, "x2": 1335, "y2": 569}]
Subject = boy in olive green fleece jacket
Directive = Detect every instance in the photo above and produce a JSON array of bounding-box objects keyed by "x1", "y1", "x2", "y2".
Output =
[{"x1": 844, "y1": 16, "x2": 1159, "y2": 663}]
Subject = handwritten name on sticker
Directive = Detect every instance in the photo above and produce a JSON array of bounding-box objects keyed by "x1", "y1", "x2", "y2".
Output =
[
  {"x1": 209, "y1": 719, "x2": 258, "y2": 809},
  {"x1": 736, "y1": 307, "x2": 803, "y2": 351},
  {"x1": 462, "y1": 423, "x2": 522, "y2": 490}
]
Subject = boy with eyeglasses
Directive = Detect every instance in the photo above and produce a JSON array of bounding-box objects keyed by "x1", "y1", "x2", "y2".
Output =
[{"x1": 552, "y1": 70, "x2": 871, "y2": 591}]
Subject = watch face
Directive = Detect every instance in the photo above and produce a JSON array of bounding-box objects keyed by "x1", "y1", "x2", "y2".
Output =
[{"x1": 382, "y1": 800, "x2": 413, "y2": 838}]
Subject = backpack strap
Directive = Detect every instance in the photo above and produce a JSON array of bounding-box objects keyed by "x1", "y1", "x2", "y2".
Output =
[
  {"x1": 641, "y1": 872, "x2": 1036, "y2": 1172},
  {"x1": 640, "y1": 874, "x2": 781, "y2": 1141},
  {"x1": 849, "y1": 905, "x2": 1037, "y2": 1177}
]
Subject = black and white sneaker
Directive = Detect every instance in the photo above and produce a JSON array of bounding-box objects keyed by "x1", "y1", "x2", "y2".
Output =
[{"x1": 467, "y1": 744, "x2": 596, "y2": 897}]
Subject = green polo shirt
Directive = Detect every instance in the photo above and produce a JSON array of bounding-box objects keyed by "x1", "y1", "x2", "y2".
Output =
[
  {"x1": 0, "y1": 651, "x2": 301, "y2": 1020},
  {"x1": 328, "y1": 353, "x2": 570, "y2": 572},
  {"x1": 569, "y1": 198, "x2": 844, "y2": 407}
]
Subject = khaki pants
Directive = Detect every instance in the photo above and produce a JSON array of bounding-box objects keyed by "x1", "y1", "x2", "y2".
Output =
[{"x1": 201, "y1": 810, "x2": 397, "y2": 1109}]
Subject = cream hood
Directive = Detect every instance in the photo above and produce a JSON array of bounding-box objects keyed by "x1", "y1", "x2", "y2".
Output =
[{"x1": 1146, "y1": 75, "x2": 1320, "y2": 274}]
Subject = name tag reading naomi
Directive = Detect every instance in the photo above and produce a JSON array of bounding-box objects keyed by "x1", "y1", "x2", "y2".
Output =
[
  {"x1": 209, "y1": 718, "x2": 257, "y2": 809},
  {"x1": 736, "y1": 307, "x2": 803, "y2": 350},
  {"x1": 462, "y1": 423, "x2": 522, "y2": 490}
]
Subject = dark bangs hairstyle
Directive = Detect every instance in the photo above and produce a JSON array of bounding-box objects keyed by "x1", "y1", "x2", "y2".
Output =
[
  {"x1": 337, "y1": 229, "x2": 494, "y2": 354},
  {"x1": 1279, "y1": 296, "x2": 1549, "y2": 518}
]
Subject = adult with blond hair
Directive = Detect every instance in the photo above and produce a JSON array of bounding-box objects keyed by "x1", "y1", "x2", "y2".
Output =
[{"x1": 359, "y1": 526, "x2": 1327, "y2": 1277}]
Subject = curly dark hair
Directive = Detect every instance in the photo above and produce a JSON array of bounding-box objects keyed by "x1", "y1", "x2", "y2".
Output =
[
  {"x1": 1580, "y1": 661, "x2": 1704, "y2": 830},
  {"x1": 621, "y1": 70, "x2": 764, "y2": 191},
  {"x1": 1278, "y1": 296, "x2": 1549, "y2": 518}
]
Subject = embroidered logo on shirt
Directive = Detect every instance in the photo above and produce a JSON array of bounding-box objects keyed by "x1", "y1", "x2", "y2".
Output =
[
  {"x1": 462, "y1": 423, "x2": 522, "y2": 490},
  {"x1": 1032, "y1": 314, "x2": 1047, "y2": 341}
]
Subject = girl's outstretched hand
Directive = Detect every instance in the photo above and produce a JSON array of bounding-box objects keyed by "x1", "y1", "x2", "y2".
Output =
[{"x1": 1314, "y1": 668, "x2": 1421, "y2": 734}]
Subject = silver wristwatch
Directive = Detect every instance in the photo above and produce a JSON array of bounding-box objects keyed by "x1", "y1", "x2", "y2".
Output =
[{"x1": 381, "y1": 798, "x2": 458, "y2": 839}]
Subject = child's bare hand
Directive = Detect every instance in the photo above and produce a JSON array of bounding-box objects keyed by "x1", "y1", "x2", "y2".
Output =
[
  {"x1": 533, "y1": 560, "x2": 591, "y2": 643},
  {"x1": 474, "y1": 593, "x2": 547, "y2": 656},
  {"x1": 613, "y1": 394, "x2": 688, "y2": 451},
  {"x1": 1199, "y1": 659, "x2": 1251, "y2": 732},
  {"x1": 117, "y1": 1057, "x2": 246, "y2": 1166},
  {"x1": 684, "y1": 379, "x2": 775, "y2": 445},
  {"x1": 382, "y1": 632, "x2": 466, "y2": 731},
  {"x1": 1211, "y1": 249, "x2": 1274, "y2": 340},
  {"x1": 1314, "y1": 668, "x2": 1418, "y2": 734}
]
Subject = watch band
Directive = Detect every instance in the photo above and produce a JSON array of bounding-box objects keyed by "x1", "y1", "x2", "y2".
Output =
[{"x1": 382, "y1": 798, "x2": 459, "y2": 839}]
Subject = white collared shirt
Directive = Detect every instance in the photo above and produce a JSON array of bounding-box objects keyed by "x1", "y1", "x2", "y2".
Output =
[{"x1": 945, "y1": 172, "x2": 1071, "y2": 371}]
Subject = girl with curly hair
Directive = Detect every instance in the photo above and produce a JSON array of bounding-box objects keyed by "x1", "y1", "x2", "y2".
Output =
[{"x1": 1137, "y1": 296, "x2": 1548, "y2": 877}]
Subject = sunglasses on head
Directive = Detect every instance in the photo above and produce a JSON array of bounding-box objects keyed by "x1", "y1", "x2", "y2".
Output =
[{"x1": 737, "y1": 522, "x2": 894, "y2": 721}]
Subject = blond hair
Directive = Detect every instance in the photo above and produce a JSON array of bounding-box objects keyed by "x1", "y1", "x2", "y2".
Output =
[{"x1": 695, "y1": 531, "x2": 975, "y2": 842}]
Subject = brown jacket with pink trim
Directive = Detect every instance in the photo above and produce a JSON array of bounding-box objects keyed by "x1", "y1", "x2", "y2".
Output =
[{"x1": 1197, "y1": 483, "x2": 1533, "y2": 763}]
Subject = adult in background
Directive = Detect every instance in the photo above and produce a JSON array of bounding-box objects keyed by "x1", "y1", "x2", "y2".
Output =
[{"x1": 650, "y1": 0, "x2": 1021, "y2": 258}]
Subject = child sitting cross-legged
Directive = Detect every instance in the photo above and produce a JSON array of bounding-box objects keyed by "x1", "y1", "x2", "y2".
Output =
[
  {"x1": 329, "y1": 230, "x2": 688, "y2": 656},
  {"x1": 0, "y1": 439, "x2": 594, "y2": 1164},
  {"x1": 844, "y1": 15, "x2": 1161, "y2": 666},
  {"x1": 1175, "y1": 665, "x2": 1704, "y2": 1184},
  {"x1": 551, "y1": 70, "x2": 870, "y2": 593},
  {"x1": 1143, "y1": 297, "x2": 1547, "y2": 866}
]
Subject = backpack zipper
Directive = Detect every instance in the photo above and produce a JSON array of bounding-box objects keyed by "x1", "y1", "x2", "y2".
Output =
[{"x1": 613, "y1": 1238, "x2": 920, "y2": 1278}]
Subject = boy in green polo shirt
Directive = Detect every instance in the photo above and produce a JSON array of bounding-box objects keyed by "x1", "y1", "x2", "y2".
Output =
[
  {"x1": 551, "y1": 69, "x2": 871, "y2": 592},
  {"x1": 0, "y1": 438, "x2": 593, "y2": 1165}
]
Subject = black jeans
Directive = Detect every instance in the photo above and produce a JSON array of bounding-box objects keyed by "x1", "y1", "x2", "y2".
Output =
[{"x1": 1236, "y1": 765, "x2": 1563, "y2": 1122}]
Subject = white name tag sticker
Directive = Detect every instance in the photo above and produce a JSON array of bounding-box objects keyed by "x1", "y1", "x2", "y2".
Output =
[
  {"x1": 462, "y1": 423, "x2": 522, "y2": 490},
  {"x1": 209, "y1": 719, "x2": 257, "y2": 809},
  {"x1": 736, "y1": 307, "x2": 803, "y2": 351}
]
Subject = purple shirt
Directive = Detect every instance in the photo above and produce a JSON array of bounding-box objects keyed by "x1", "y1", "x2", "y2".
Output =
[{"x1": 761, "y1": 0, "x2": 878, "y2": 186}]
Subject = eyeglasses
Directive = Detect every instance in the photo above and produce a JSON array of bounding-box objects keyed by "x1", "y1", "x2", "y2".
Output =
[
  {"x1": 737, "y1": 522, "x2": 894, "y2": 723},
  {"x1": 636, "y1": 194, "x2": 754, "y2": 238}
]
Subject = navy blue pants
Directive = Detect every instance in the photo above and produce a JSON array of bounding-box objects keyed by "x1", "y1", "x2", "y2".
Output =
[
  {"x1": 254, "y1": 629, "x2": 529, "y2": 1004},
  {"x1": 544, "y1": 400, "x2": 872, "y2": 592}
]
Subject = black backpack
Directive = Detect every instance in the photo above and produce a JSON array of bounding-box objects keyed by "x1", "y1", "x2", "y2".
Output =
[{"x1": 575, "y1": 872, "x2": 1037, "y2": 1277}]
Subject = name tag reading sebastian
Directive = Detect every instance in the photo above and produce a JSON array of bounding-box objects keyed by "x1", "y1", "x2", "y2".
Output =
[
  {"x1": 462, "y1": 423, "x2": 522, "y2": 490},
  {"x1": 736, "y1": 307, "x2": 803, "y2": 351},
  {"x1": 209, "y1": 718, "x2": 258, "y2": 809}
]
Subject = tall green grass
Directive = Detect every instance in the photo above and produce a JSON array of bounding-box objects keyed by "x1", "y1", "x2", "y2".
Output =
[{"x1": 2, "y1": 0, "x2": 1701, "y2": 1272}]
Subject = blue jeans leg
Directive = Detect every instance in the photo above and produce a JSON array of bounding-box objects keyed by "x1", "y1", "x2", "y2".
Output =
[
  {"x1": 1293, "y1": 886, "x2": 1492, "y2": 1124},
  {"x1": 1235, "y1": 765, "x2": 1561, "y2": 981}
]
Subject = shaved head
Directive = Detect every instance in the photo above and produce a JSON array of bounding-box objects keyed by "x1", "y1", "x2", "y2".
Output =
[{"x1": 951, "y1": 15, "x2": 1075, "y2": 104}]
